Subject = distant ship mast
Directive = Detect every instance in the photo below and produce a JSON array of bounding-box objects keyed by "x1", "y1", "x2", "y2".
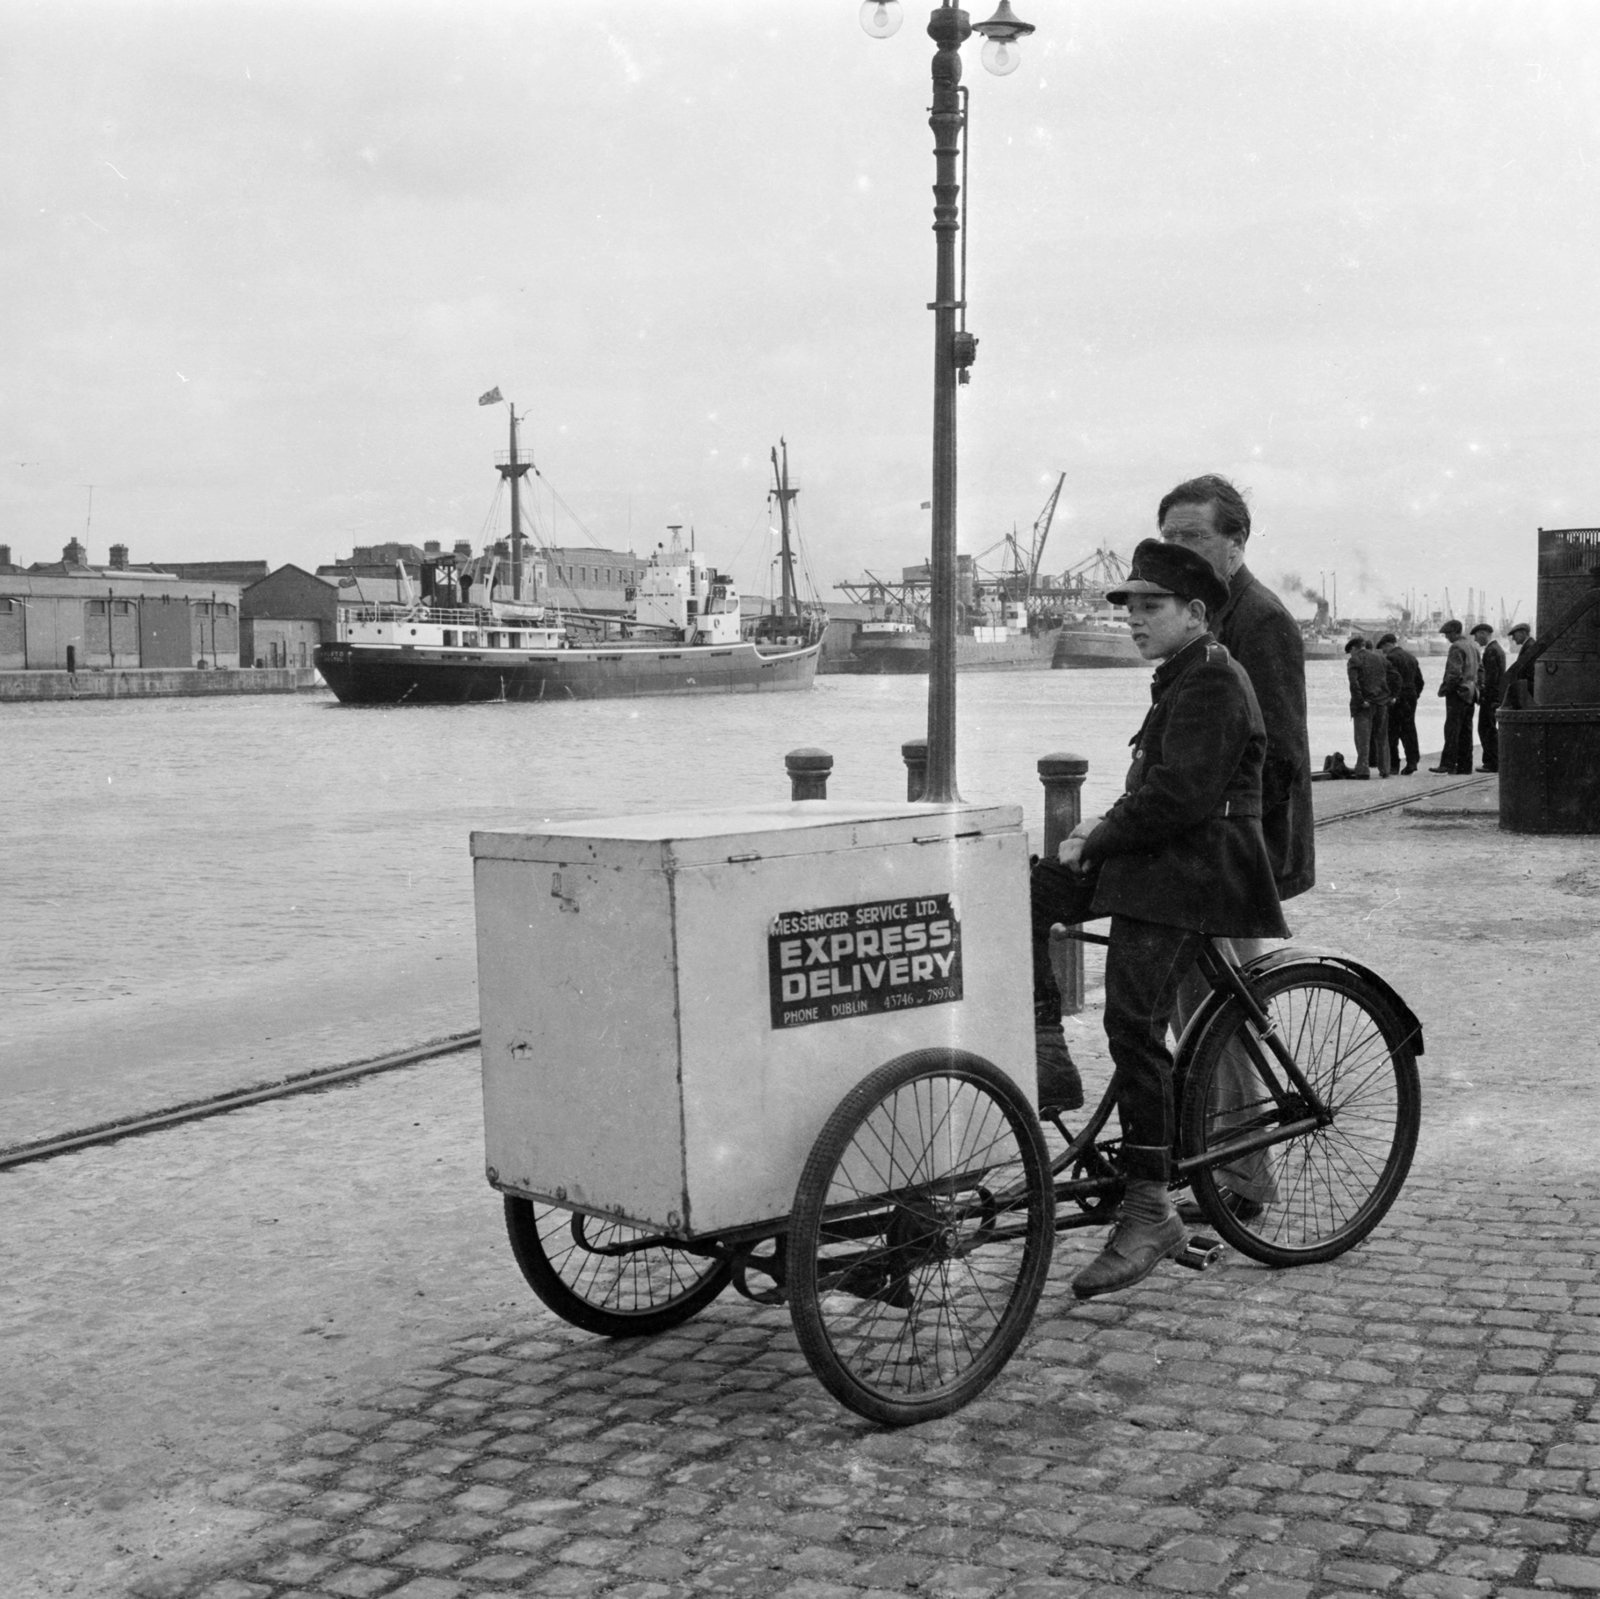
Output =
[
  {"x1": 770, "y1": 439, "x2": 799, "y2": 625},
  {"x1": 497, "y1": 407, "x2": 533, "y2": 600}
]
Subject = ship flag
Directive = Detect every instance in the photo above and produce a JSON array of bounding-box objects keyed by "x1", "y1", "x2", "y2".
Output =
[{"x1": 478, "y1": 386, "x2": 503, "y2": 406}]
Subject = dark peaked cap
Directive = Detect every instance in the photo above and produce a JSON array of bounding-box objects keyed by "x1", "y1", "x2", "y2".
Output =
[{"x1": 1107, "y1": 538, "x2": 1231, "y2": 617}]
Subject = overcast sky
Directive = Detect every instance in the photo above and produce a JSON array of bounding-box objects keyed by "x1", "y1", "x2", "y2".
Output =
[{"x1": 5, "y1": 1, "x2": 1598, "y2": 624}]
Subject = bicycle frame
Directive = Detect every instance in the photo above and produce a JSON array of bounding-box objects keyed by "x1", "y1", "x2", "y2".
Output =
[{"x1": 1042, "y1": 929, "x2": 1340, "y2": 1227}]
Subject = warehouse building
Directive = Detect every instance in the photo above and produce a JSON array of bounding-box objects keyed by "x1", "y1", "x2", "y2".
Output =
[
  {"x1": 0, "y1": 541, "x2": 241, "y2": 671},
  {"x1": 239, "y1": 564, "x2": 339, "y2": 669}
]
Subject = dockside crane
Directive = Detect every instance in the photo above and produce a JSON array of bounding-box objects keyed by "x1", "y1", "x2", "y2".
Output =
[
  {"x1": 1020, "y1": 472, "x2": 1065, "y2": 607},
  {"x1": 976, "y1": 472, "x2": 1066, "y2": 611}
]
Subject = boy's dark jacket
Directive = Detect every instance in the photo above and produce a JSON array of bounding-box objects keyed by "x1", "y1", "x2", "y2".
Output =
[{"x1": 1082, "y1": 635, "x2": 1290, "y2": 939}]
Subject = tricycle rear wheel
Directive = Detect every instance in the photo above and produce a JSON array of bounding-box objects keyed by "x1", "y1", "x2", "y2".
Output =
[
  {"x1": 504, "y1": 1198, "x2": 732, "y2": 1337},
  {"x1": 787, "y1": 1050, "x2": 1053, "y2": 1427}
]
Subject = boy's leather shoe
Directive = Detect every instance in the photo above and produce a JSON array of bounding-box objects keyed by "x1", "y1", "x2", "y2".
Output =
[{"x1": 1072, "y1": 1212, "x2": 1187, "y2": 1300}]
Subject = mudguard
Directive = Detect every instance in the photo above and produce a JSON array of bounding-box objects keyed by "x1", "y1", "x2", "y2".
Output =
[
  {"x1": 1240, "y1": 945, "x2": 1424, "y2": 1057},
  {"x1": 1173, "y1": 945, "x2": 1425, "y2": 1081}
]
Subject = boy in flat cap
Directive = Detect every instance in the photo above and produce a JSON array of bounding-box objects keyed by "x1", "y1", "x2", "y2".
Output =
[{"x1": 1031, "y1": 538, "x2": 1288, "y2": 1299}]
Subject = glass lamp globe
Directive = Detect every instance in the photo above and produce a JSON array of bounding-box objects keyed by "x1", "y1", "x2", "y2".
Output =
[
  {"x1": 859, "y1": 0, "x2": 903, "y2": 38},
  {"x1": 980, "y1": 34, "x2": 1023, "y2": 74}
]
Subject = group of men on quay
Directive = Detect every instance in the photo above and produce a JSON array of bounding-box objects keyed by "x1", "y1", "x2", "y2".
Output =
[{"x1": 1343, "y1": 613, "x2": 1537, "y2": 779}]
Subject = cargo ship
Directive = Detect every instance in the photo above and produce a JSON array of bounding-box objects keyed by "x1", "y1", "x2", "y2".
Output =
[
  {"x1": 1050, "y1": 625, "x2": 1143, "y2": 668},
  {"x1": 1044, "y1": 545, "x2": 1144, "y2": 668},
  {"x1": 315, "y1": 407, "x2": 820, "y2": 704},
  {"x1": 835, "y1": 605, "x2": 1063, "y2": 674},
  {"x1": 831, "y1": 474, "x2": 1066, "y2": 673}
]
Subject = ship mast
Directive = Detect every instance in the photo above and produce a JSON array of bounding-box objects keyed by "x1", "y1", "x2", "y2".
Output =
[
  {"x1": 498, "y1": 406, "x2": 533, "y2": 600},
  {"x1": 770, "y1": 439, "x2": 798, "y2": 624}
]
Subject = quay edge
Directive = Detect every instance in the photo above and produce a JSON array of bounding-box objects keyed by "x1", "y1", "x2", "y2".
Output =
[{"x1": 0, "y1": 666, "x2": 323, "y2": 702}]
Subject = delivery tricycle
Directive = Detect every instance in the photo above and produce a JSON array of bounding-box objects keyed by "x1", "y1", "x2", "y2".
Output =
[{"x1": 470, "y1": 797, "x2": 1421, "y2": 1428}]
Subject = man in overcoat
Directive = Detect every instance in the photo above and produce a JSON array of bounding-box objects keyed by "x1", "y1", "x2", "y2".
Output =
[
  {"x1": 1156, "y1": 477, "x2": 1313, "y2": 898},
  {"x1": 1471, "y1": 622, "x2": 1505, "y2": 771},
  {"x1": 1377, "y1": 632, "x2": 1424, "y2": 775},
  {"x1": 1155, "y1": 475, "x2": 1312, "y2": 1215},
  {"x1": 1031, "y1": 540, "x2": 1287, "y2": 1300},
  {"x1": 1432, "y1": 619, "x2": 1480, "y2": 774}
]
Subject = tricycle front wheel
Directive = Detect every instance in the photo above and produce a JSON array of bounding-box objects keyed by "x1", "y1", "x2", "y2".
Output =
[
  {"x1": 504, "y1": 1198, "x2": 733, "y2": 1337},
  {"x1": 787, "y1": 1049, "x2": 1054, "y2": 1427}
]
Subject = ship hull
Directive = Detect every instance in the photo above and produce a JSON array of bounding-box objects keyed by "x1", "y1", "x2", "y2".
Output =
[
  {"x1": 842, "y1": 628, "x2": 1063, "y2": 675},
  {"x1": 315, "y1": 639, "x2": 820, "y2": 704},
  {"x1": 1051, "y1": 628, "x2": 1144, "y2": 668}
]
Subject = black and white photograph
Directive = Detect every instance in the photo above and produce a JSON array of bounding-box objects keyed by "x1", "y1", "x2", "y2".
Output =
[{"x1": 4, "y1": 3, "x2": 1600, "y2": 1596}]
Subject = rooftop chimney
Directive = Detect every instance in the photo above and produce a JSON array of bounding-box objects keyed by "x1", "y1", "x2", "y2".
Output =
[
  {"x1": 109, "y1": 543, "x2": 129, "y2": 570},
  {"x1": 63, "y1": 537, "x2": 87, "y2": 566},
  {"x1": 423, "y1": 540, "x2": 442, "y2": 556},
  {"x1": 0, "y1": 544, "x2": 11, "y2": 568},
  {"x1": 453, "y1": 539, "x2": 473, "y2": 561}
]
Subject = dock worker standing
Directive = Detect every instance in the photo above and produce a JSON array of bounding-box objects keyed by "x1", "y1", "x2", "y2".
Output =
[
  {"x1": 1471, "y1": 622, "x2": 1505, "y2": 771},
  {"x1": 1030, "y1": 539, "x2": 1288, "y2": 1300},
  {"x1": 1432, "y1": 619, "x2": 1480, "y2": 774},
  {"x1": 1344, "y1": 635, "x2": 1392, "y2": 780},
  {"x1": 1502, "y1": 620, "x2": 1536, "y2": 709},
  {"x1": 1376, "y1": 632, "x2": 1424, "y2": 776}
]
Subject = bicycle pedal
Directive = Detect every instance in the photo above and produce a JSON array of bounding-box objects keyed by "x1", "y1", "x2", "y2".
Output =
[{"x1": 1174, "y1": 1234, "x2": 1225, "y2": 1271}]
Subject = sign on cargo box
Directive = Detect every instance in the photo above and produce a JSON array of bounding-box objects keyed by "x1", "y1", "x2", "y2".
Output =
[{"x1": 767, "y1": 894, "x2": 962, "y2": 1029}]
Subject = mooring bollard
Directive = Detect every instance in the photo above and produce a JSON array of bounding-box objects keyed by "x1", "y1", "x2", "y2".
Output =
[
  {"x1": 1038, "y1": 752, "x2": 1089, "y2": 1015},
  {"x1": 901, "y1": 737, "x2": 928, "y2": 802},
  {"x1": 785, "y1": 747, "x2": 833, "y2": 801}
]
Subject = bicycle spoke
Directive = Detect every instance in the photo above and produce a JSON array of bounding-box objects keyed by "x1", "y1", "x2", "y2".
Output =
[
  {"x1": 1183, "y1": 967, "x2": 1419, "y2": 1266},
  {"x1": 794, "y1": 1059, "x2": 1051, "y2": 1416}
]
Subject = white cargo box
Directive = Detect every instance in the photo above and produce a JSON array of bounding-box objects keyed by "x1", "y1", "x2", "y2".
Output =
[{"x1": 471, "y1": 800, "x2": 1033, "y2": 1239}]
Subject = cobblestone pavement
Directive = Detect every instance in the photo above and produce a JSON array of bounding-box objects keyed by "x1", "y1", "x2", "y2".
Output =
[
  {"x1": 133, "y1": 1170, "x2": 1600, "y2": 1599},
  {"x1": 6, "y1": 807, "x2": 1600, "y2": 1599}
]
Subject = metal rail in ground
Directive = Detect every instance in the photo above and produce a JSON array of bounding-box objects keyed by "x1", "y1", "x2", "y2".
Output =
[
  {"x1": 0, "y1": 1032, "x2": 482, "y2": 1173},
  {"x1": 1315, "y1": 774, "x2": 1488, "y2": 826},
  {"x1": 4, "y1": 780, "x2": 1492, "y2": 1172}
]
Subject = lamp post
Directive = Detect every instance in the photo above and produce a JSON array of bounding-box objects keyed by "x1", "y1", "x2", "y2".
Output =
[{"x1": 865, "y1": 0, "x2": 1035, "y2": 804}]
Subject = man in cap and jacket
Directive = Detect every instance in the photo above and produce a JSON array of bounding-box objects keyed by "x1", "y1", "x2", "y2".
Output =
[
  {"x1": 1471, "y1": 622, "x2": 1505, "y2": 771},
  {"x1": 1502, "y1": 620, "x2": 1536, "y2": 709},
  {"x1": 1376, "y1": 632, "x2": 1424, "y2": 775},
  {"x1": 1345, "y1": 635, "x2": 1392, "y2": 779},
  {"x1": 1031, "y1": 539, "x2": 1287, "y2": 1300},
  {"x1": 1432, "y1": 619, "x2": 1480, "y2": 773}
]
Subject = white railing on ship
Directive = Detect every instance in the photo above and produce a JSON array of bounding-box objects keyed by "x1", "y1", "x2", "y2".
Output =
[{"x1": 343, "y1": 603, "x2": 496, "y2": 625}]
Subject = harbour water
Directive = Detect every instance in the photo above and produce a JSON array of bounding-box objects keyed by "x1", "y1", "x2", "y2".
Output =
[{"x1": 1, "y1": 659, "x2": 1378, "y2": 1146}]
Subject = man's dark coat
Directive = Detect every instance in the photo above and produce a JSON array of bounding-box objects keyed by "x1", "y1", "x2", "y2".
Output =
[
  {"x1": 1210, "y1": 565, "x2": 1315, "y2": 901},
  {"x1": 1347, "y1": 644, "x2": 1392, "y2": 713},
  {"x1": 1083, "y1": 636, "x2": 1289, "y2": 940},
  {"x1": 1503, "y1": 636, "x2": 1538, "y2": 707},
  {"x1": 1383, "y1": 642, "x2": 1425, "y2": 704},
  {"x1": 1479, "y1": 639, "x2": 1506, "y2": 704}
]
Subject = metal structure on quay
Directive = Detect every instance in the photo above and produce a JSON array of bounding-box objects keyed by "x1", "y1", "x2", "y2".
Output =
[{"x1": 1500, "y1": 526, "x2": 1600, "y2": 834}]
